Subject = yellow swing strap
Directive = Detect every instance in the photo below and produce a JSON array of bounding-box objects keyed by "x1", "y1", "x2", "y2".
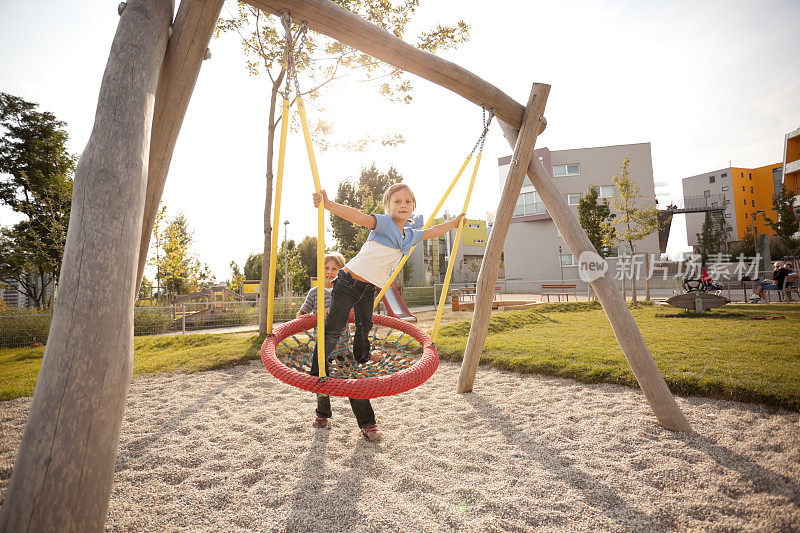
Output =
[
  {"x1": 431, "y1": 152, "x2": 484, "y2": 342},
  {"x1": 266, "y1": 98, "x2": 290, "y2": 335},
  {"x1": 296, "y1": 94, "x2": 327, "y2": 378},
  {"x1": 372, "y1": 153, "x2": 473, "y2": 309},
  {"x1": 283, "y1": 16, "x2": 326, "y2": 376},
  {"x1": 373, "y1": 107, "x2": 495, "y2": 310}
]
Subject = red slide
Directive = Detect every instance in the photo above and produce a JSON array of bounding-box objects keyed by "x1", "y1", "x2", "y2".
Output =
[{"x1": 381, "y1": 283, "x2": 417, "y2": 322}]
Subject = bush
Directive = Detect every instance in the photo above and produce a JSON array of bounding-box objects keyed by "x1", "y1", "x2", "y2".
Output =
[
  {"x1": 0, "y1": 309, "x2": 51, "y2": 348},
  {"x1": 134, "y1": 308, "x2": 173, "y2": 336},
  {"x1": 214, "y1": 306, "x2": 258, "y2": 327}
]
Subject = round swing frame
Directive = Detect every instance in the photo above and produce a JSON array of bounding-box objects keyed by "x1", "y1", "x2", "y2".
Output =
[{"x1": 261, "y1": 313, "x2": 439, "y2": 399}]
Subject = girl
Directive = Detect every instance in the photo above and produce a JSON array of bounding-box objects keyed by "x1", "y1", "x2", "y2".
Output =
[{"x1": 311, "y1": 183, "x2": 464, "y2": 441}]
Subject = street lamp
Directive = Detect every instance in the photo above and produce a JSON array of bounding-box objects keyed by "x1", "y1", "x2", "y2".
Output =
[
  {"x1": 558, "y1": 245, "x2": 564, "y2": 281},
  {"x1": 283, "y1": 220, "x2": 290, "y2": 297}
]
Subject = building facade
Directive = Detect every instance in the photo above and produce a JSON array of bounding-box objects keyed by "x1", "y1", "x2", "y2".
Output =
[
  {"x1": 681, "y1": 162, "x2": 783, "y2": 247},
  {"x1": 499, "y1": 142, "x2": 660, "y2": 290},
  {"x1": 783, "y1": 126, "x2": 800, "y2": 219},
  {"x1": 406, "y1": 216, "x2": 488, "y2": 286}
]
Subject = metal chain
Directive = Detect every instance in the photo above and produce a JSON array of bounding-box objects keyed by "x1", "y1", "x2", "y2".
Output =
[
  {"x1": 280, "y1": 13, "x2": 309, "y2": 98},
  {"x1": 291, "y1": 22, "x2": 308, "y2": 97},
  {"x1": 468, "y1": 105, "x2": 495, "y2": 155}
]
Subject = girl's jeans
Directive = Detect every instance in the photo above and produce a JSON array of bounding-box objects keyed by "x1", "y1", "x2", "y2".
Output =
[{"x1": 309, "y1": 270, "x2": 377, "y2": 428}]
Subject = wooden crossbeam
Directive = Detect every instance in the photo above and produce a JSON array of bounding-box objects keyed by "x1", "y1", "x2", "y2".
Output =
[{"x1": 245, "y1": 0, "x2": 541, "y2": 132}]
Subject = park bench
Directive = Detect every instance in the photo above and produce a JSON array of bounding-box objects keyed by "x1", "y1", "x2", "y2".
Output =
[
  {"x1": 457, "y1": 285, "x2": 502, "y2": 304},
  {"x1": 540, "y1": 284, "x2": 577, "y2": 302}
]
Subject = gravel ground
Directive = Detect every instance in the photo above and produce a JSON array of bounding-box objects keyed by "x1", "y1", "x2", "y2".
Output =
[{"x1": 1, "y1": 360, "x2": 799, "y2": 532}]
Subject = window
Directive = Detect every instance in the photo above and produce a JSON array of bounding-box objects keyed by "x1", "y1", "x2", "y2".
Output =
[
  {"x1": 722, "y1": 172, "x2": 728, "y2": 178},
  {"x1": 562, "y1": 193, "x2": 581, "y2": 205},
  {"x1": 749, "y1": 173, "x2": 753, "y2": 180},
  {"x1": 468, "y1": 223, "x2": 480, "y2": 229},
  {"x1": 560, "y1": 254, "x2": 578, "y2": 267},
  {"x1": 743, "y1": 199, "x2": 747, "y2": 205},
  {"x1": 704, "y1": 190, "x2": 711, "y2": 198},
  {"x1": 605, "y1": 245, "x2": 634, "y2": 258},
  {"x1": 722, "y1": 186, "x2": 729, "y2": 191},
  {"x1": 522, "y1": 176, "x2": 533, "y2": 188},
  {"x1": 553, "y1": 164, "x2": 580, "y2": 177},
  {"x1": 742, "y1": 186, "x2": 745, "y2": 191},
  {"x1": 745, "y1": 213, "x2": 748, "y2": 219},
  {"x1": 711, "y1": 202, "x2": 718, "y2": 207},
  {"x1": 514, "y1": 191, "x2": 547, "y2": 216},
  {"x1": 599, "y1": 186, "x2": 615, "y2": 198},
  {"x1": 740, "y1": 172, "x2": 744, "y2": 178},
  {"x1": 725, "y1": 213, "x2": 731, "y2": 218},
  {"x1": 709, "y1": 176, "x2": 715, "y2": 183},
  {"x1": 751, "y1": 200, "x2": 755, "y2": 207},
  {"x1": 750, "y1": 186, "x2": 754, "y2": 194}
]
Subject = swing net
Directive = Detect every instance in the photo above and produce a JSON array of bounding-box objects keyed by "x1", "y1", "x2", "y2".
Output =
[
  {"x1": 260, "y1": 12, "x2": 492, "y2": 399},
  {"x1": 261, "y1": 313, "x2": 438, "y2": 399}
]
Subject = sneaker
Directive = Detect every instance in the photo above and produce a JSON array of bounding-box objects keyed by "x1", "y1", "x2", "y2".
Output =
[
  {"x1": 312, "y1": 416, "x2": 330, "y2": 429},
  {"x1": 361, "y1": 424, "x2": 383, "y2": 441},
  {"x1": 748, "y1": 294, "x2": 760, "y2": 301}
]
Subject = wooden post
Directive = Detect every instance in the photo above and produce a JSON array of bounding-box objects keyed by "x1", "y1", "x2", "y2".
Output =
[
  {"x1": 496, "y1": 121, "x2": 692, "y2": 433},
  {"x1": 458, "y1": 83, "x2": 548, "y2": 393},
  {"x1": 136, "y1": 0, "x2": 225, "y2": 290},
  {"x1": 0, "y1": 1, "x2": 173, "y2": 531}
]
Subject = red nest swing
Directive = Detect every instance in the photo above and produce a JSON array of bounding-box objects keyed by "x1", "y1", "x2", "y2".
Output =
[{"x1": 261, "y1": 313, "x2": 439, "y2": 399}]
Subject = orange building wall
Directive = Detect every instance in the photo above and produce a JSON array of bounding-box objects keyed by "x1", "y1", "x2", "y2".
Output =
[{"x1": 730, "y1": 164, "x2": 780, "y2": 241}]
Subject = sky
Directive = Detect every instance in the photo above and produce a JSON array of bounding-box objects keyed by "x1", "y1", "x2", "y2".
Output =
[{"x1": 1, "y1": 0, "x2": 798, "y2": 282}]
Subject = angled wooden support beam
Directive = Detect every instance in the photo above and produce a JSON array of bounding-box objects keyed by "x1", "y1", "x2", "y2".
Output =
[
  {"x1": 495, "y1": 122, "x2": 693, "y2": 434},
  {"x1": 0, "y1": 1, "x2": 173, "y2": 531},
  {"x1": 458, "y1": 83, "x2": 549, "y2": 393},
  {"x1": 136, "y1": 0, "x2": 225, "y2": 289},
  {"x1": 246, "y1": 0, "x2": 542, "y2": 133}
]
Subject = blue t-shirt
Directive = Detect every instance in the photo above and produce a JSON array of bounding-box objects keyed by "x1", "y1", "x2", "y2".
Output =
[{"x1": 366, "y1": 214, "x2": 425, "y2": 256}]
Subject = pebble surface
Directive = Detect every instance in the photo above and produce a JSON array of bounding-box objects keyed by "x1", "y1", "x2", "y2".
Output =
[{"x1": 1, "y1": 360, "x2": 799, "y2": 531}]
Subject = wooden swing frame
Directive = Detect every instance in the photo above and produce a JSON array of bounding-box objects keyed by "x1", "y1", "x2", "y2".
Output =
[{"x1": 0, "y1": 0, "x2": 691, "y2": 530}]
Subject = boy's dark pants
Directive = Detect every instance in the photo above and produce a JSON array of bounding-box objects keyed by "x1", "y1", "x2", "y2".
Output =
[{"x1": 309, "y1": 270, "x2": 377, "y2": 428}]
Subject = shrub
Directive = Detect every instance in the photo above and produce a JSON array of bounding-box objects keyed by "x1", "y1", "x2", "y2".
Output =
[
  {"x1": 133, "y1": 308, "x2": 173, "y2": 336},
  {"x1": 0, "y1": 310, "x2": 51, "y2": 348}
]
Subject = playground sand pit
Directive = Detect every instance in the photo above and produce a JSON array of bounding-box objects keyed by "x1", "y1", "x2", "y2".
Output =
[{"x1": 1, "y1": 361, "x2": 799, "y2": 531}]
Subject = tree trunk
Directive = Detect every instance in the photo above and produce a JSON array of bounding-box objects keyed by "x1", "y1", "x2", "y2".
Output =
[
  {"x1": 0, "y1": 1, "x2": 172, "y2": 531},
  {"x1": 259, "y1": 75, "x2": 284, "y2": 336},
  {"x1": 630, "y1": 247, "x2": 638, "y2": 308}
]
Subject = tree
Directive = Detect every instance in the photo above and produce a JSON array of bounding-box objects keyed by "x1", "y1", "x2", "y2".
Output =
[
  {"x1": 154, "y1": 213, "x2": 215, "y2": 300},
  {"x1": 137, "y1": 276, "x2": 153, "y2": 303},
  {"x1": 228, "y1": 261, "x2": 246, "y2": 293},
  {"x1": 146, "y1": 204, "x2": 167, "y2": 304},
  {"x1": 762, "y1": 185, "x2": 800, "y2": 257},
  {"x1": 696, "y1": 211, "x2": 732, "y2": 263},
  {"x1": 0, "y1": 93, "x2": 76, "y2": 307},
  {"x1": 609, "y1": 156, "x2": 659, "y2": 307},
  {"x1": 331, "y1": 164, "x2": 401, "y2": 259},
  {"x1": 296, "y1": 235, "x2": 318, "y2": 280},
  {"x1": 216, "y1": 4, "x2": 470, "y2": 335},
  {"x1": 275, "y1": 239, "x2": 308, "y2": 295},
  {"x1": 578, "y1": 184, "x2": 616, "y2": 258},
  {"x1": 244, "y1": 252, "x2": 262, "y2": 280}
]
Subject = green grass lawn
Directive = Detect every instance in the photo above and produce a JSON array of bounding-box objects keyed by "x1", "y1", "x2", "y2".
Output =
[
  {"x1": 1, "y1": 303, "x2": 799, "y2": 410},
  {"x1": 0, "y1": 333, "x2": 265, "y2": 401},
  {"x1": 436, "y1": 302, "x2": 800, "y2": 410}
]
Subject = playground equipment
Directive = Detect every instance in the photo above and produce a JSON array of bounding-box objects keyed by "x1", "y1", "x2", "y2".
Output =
[
  {"x1": 381, "y1": 282, "x2": 416, "y2": 321},
  {"x1": 0, "y1": 1, "x2": 692, "y2": 530}
]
